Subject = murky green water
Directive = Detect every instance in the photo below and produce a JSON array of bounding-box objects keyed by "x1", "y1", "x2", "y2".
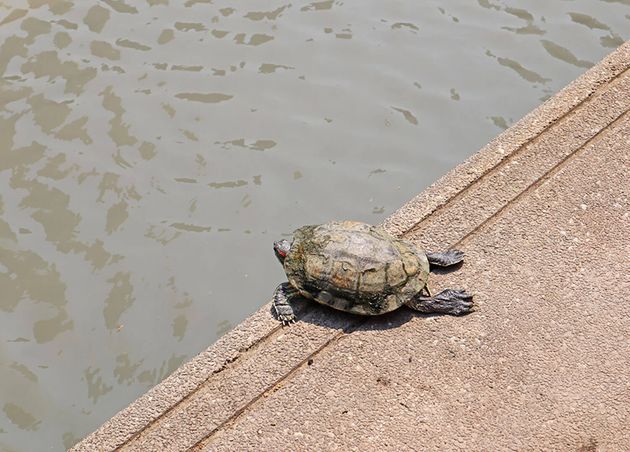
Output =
[{"x1": 0, "y1": 0, "x2": 627, "y2": 449}]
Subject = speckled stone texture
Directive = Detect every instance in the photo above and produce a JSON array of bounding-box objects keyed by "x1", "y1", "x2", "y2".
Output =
[{"x1": 73, "y1": 41, "x2": 630, "y2": 452}]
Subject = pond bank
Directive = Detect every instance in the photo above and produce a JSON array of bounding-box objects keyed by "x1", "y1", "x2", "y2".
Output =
[{"x1": 73, "y1": 41, "x2": 630, "y2": 451}]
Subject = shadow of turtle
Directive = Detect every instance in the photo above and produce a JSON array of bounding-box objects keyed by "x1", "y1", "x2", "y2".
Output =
[
  {"x1": 272, "y1": 294, "x2": 463, "y2": 334},
  {"x1": 429, "y1": 260, "x2": 464, "y2": 275}
]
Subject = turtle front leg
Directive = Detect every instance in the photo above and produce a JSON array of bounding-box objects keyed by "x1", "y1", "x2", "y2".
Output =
[
  {"x1": 405, "y1": 288, "x2": 473, "y2": 316},
  {"x1": 426, "y1": 250, "x2": 465, "y2": 267},
  {"x1": 272, "y1": 282, "x2": 297, "y2": 325}
]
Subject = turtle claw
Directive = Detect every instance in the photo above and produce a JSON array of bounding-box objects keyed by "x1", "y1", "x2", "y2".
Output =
[
  {"x1": 406, "y1": 288, "x2": 474, "y2": 316},
  {"x1": 279, "y1": 315, "x2": 296, "y2": 326}
]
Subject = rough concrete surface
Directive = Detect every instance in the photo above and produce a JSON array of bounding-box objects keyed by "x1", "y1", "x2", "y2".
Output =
[{"x1": 73, "y1": 42, "x2": 630, "y2": 452}]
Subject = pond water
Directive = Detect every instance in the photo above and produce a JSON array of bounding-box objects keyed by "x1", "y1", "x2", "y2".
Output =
[{"x1": 0, "y1": 0, "x2": 628, "y2": 449}]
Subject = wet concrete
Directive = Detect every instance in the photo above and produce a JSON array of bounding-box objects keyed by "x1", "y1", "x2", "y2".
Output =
[{"x1": 73, "y1": 42, "x2": 630, "y2": 451}]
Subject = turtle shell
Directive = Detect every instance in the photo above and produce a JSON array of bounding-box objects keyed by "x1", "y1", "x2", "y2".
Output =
[{"x1": 283, "y1": 221, "x2": 429, "y2": 315}]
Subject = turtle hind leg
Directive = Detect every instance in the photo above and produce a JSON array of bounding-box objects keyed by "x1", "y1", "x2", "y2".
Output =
[
  {"x1": 426, "y1": 250, "x2": 464, "y2": 267},
  {"x1": 405, "y1": 289, "x2": 473, "y2": 316},
  {"x1": 272, "y1": 282, "x2": 297, "y2": 325}
]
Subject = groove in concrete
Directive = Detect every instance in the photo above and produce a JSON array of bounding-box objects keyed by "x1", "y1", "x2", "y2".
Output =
[
  {"x1": 118, "y1": 308, "x2": 362, "y2": 450},
  {"x1": 113, "y1": 323, "x2": 282, "y2": 449},
  {"x1": 382, "y1": 44, "x2": 630, "y2": 238},
  {"x1": 189, "y1": 329, "x2": 350, "y2": 450},
  {"x1": 455, "y1": 108, "x2": 629, "y2": 248},
  {"x1": 403, "y1": 66, "x2": 629, "y2": 242},
  {"x1": 405, "y1": 68, "x2": 630, "y2": 250}
]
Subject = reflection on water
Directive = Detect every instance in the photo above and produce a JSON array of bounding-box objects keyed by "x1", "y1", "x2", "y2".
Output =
[{"x1": 0, "y1": 0, "x2": 627, "y2": 449}]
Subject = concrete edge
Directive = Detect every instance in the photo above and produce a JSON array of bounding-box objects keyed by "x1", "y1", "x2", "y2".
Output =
[
  {"x1": 383, "y1": 40, "x2": 630, "y2": 236},
  {"x1": 72, "y1": 41, "x2": 630, "y2": 451},
  {"x1": 72, "y1": 306, "x2": 283, "y2": 450}
]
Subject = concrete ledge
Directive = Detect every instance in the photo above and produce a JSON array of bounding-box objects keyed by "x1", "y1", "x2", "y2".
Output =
[{"x1": 73, "y1": 41, "x2": 630, "y2": 451}]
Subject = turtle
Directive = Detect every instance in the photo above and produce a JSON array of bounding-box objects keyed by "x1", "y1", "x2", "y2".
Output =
[{"x1": 271, "y1": 220, "x2": 473, "y2": 324}]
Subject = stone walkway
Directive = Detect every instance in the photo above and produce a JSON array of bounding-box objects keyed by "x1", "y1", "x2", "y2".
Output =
[{"x1": 73, "y1": 42, "x2": 629, "y2": 451}]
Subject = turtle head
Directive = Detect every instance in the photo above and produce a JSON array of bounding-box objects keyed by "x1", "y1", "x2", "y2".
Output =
[{"x1": 273, "y1": 239, "x2": 291, "y2": 264}]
